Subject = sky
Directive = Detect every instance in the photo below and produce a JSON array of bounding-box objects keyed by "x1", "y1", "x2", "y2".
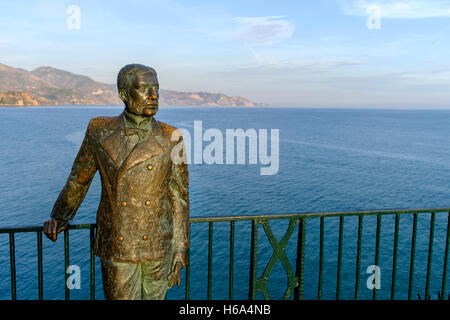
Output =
[{"x1": 1, "y1": 0, "x2": 450, "y2": 108}]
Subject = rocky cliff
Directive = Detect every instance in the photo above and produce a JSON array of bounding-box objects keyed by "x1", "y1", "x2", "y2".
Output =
[{"x1": 0, "y1": 63, "x2": 264, "y2": 107}]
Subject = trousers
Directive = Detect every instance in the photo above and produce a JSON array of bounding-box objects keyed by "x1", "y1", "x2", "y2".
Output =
[{"x1": 101, "y1": 255, "x2": 172, "y2": 300}]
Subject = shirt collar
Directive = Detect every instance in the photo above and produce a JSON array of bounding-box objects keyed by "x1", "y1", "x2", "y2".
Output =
[{"x1": 122, "y1": 109, "x2": 153, "y2": 131}]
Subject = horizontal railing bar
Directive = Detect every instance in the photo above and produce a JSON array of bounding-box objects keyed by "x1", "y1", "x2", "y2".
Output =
[
  {"x1": 1, "y1": 208, "x2": 449, "y2": 233},
  {"x1": 190, "y1": 208, "x2": 450, "y2": 223},
  {"x1": 0, "y1": 223, "x2": 96, "y2": 234}
]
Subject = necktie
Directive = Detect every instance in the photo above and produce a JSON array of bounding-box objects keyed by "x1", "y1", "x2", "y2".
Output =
[{"x1": 125, "y1": 127, "x2": 149, "y2": 140}]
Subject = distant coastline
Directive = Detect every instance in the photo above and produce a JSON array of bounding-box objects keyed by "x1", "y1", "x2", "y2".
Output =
[{"x1": 0, "y1": 63, "x2": 266, "y2": 107}]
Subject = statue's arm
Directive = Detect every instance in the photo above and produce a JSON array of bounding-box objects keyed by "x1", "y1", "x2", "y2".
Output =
[
  {"x1": 168, "y1": 136, "x2": 189, "y2": 287},
  {"x1": 169, "y1": 136, "x2": 190, "y2": 255},
  {"x1": 44, "y1": 127, "x2": 97, "y2": 241}
]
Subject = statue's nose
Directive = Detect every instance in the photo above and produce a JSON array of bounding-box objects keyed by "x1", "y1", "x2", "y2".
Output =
[{"x1": 149, "y1": 89, "x2": 157, "y2": 100}]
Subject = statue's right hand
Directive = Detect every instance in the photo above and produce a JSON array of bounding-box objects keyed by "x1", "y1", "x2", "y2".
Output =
[{"x1": 43, "y1": 219, "x2": 68, "y2": 242}]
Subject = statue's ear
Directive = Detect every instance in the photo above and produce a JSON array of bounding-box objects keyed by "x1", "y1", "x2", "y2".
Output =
[{"x1": 119, "y1": 89, "x2": 128, "y2": 102}]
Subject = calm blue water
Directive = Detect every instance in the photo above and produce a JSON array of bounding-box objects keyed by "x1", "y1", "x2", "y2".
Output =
[{"x1": 0, "y1": 106, "x2": 449, "y2": 300}]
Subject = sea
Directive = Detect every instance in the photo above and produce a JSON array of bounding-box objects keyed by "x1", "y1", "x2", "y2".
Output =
[{"x1": 0, "y1": 106, "x2": 449, "y2": 300}]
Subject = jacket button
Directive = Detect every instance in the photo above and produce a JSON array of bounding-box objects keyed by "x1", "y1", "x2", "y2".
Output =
[
  {"x1": 145, "y1": 200, "x2": 151, "y2": 206},
  {"x1": 143, "y1": 235, "x2": 148, "y2": 240},
  {"x1": 121, "y1": 201, "x2": 127, "y2": 207},
  {"x1": 147, "y1": 165, "x2": 153, "y2": 170},
  {"x1": 118, "y1": 236, "x2": 124, "y2": 241}
]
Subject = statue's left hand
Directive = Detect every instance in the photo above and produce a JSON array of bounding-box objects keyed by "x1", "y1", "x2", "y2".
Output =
[
  {"x1": 43, "y1": 218, "x2": 68, "y2": 242},
  {"x1": 167, "y1": 250, "x2": 188, "y2": 288}
]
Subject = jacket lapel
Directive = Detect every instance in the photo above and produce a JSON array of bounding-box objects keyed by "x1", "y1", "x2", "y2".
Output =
[
  {"x1": 100, "y1": 116, "x2": 128, "y2": 168},
  {"x1": 117, "y1": 117, "x2": 165, "y2": 184}
]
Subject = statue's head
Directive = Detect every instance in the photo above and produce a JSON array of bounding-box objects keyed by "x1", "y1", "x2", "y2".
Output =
[{"x1": 117, "y1": 64, "x2": 159, "y2": 117}]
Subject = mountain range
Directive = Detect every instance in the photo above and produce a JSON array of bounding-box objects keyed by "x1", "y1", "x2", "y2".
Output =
[{"x1": 0, "y1": 63, "x2": 264, "y2": 107}]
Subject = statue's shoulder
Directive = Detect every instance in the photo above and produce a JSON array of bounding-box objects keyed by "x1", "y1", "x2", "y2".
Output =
[
  {"x1": 157, "y1": 120, "x2": 184, "y2": 143},
  {"x1": 158, "y1": 120, "x2": 178, "y2": 133},
  {"x1": 88, "y1": 115, "x2": 121, "y2": 132}
]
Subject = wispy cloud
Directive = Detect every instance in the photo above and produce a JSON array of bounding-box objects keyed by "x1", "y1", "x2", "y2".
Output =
[
  {"x1": 213, "y1": 59, "x2": 364, "y2": 77},
  {"x1": 0, "y1": 37, "x2": 15, "y2": 48},
  {"x1": 234, "y1": 16, "x2": 295, "y2": 45},
  {"x1": 340, "y1": 0, "x2": 450, "y2": 19}
]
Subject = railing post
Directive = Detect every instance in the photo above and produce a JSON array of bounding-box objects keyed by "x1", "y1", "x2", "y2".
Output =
[
  {"x1": 391, "y1": 214, "x2": 400, "y2": 300},
  {"x1": 90, "y1": 226, "x2": 95, "y2": 300},
  {"x1": 9, "y1": 232, "x2": 16, "y2": 300},
  {"x1": 336, "y1": 216, "x2": 344, "y2": 300},
  {"x1": 185, "y1": 223, "x2": 191, "y2": 300},
  {"x1": 355, "y1": 215, "x2": 363, "y2": 300},
  {"x1": 425, "y1": 212, "x2": 435, "y2": 300},
  {"x1": 229, "y1": 221, "x2": 235, "y2": 300},
  {"x1": 185, "y1": 247, "x2": 190, "y2": 300},
  {"x1": 408, "y1": 213, "x2": 418, "y2": 300},
  {"x1": 294, "y1": 218, "x2": 306, "y2": 300},
  {"x1": 37, "y1": 230, "x2": 43, "y2": 300},
  {"x1": 207, "y1": 222, "x2": 213, "y2": 300},
  {"x1": 373, "y1": 214, "x2": 381, "y2": 300},
  {"x1": 249, "y1": 220, "x2": 258, "y2": 300},
  {"x1": 442, "y1": 212, "x2": 450, "y2": 300},
  {"x1": 64, "y1": 228, "x2": 69, "y2": 300},
  {"x1": 318, "y1": 216, "x2": 324, "y2": 300}
]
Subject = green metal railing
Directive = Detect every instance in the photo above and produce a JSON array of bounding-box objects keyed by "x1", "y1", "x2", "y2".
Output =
[{"x1": 1, "y1": 207, "x2": 449, "y2": 300}]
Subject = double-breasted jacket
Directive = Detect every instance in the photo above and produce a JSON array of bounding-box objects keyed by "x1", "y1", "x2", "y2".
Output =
[{"x1": 51, "y1": 113, "x2": 189, "y2": 262}]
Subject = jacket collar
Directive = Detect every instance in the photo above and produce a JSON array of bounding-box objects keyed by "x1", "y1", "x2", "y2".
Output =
[{"x1": 100, "y1": 113, "x2": 164, "y2": 173}]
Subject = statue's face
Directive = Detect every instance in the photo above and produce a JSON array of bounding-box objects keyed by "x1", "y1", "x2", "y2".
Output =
[{"x1": 124, "y1": 71, "x2": 159, "y2": 117}]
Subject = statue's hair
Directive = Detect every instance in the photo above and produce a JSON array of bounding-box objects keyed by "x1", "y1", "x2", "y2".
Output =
[{"x1": 117, "y1": 64, "x2": 157, "y2": 93}]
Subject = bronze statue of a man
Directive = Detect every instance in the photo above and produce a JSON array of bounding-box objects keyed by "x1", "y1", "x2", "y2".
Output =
[{"x1": 43, "y1": 64, "x2": 189, "y2": 300}]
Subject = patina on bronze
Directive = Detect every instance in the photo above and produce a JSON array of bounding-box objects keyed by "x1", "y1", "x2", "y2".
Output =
[{"x1": 43, "y1": 64, "x2": 189, "y2": 299}]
